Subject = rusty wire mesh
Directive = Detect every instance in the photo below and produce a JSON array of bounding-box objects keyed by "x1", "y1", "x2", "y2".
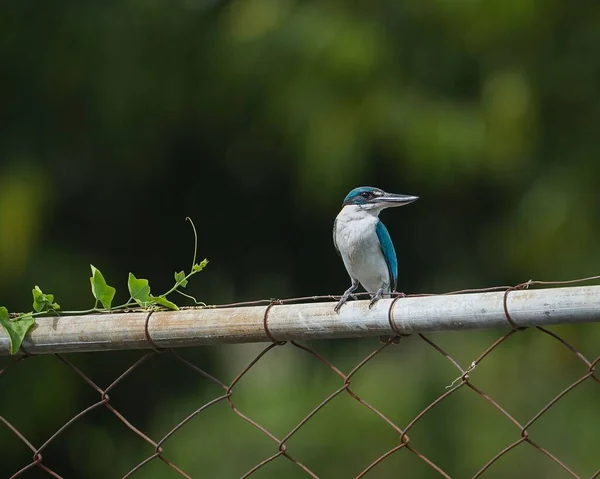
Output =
[{"x1": 1, "y1": 277, "x2": 599, "y2": 478}]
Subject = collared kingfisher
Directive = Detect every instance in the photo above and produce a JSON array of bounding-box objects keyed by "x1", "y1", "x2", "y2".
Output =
[{"x1": 333, "y1": 186, "x2": 418, "y2": 313}]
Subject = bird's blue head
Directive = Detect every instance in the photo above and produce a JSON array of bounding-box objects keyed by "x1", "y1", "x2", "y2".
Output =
[{"x1": 342, "y1": 186, "x2": 418, "y2": 210}]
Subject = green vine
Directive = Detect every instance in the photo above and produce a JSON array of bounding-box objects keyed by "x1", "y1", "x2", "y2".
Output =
[{"x1": 0, "y1": 217, "x2": 208, "y2": 355}]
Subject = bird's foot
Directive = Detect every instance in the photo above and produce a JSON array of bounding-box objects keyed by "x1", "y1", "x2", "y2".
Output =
[
  {"x1": 334, "y1": 297, "x2": 348, "y2": 314},
  {"x1": 369, "y1": 287, "x2": 385, "y2": 309},
  {"x1": 335, "y1": 282, "x2": 359, "y2": 314}
]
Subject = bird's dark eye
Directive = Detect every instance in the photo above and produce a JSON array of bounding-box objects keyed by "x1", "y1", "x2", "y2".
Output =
[{"x1": 361, "y1": 192, "x2": 371, "y2": 199}]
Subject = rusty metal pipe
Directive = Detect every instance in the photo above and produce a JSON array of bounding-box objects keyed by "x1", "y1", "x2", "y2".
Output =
[{"x1": 1, "y1": 285, "x2": 599, "y2": 355}]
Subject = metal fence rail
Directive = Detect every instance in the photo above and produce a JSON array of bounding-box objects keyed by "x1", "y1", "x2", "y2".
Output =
[
  {"x1": 1, "y1": 277, "x2": 599, "y2": 478},
  {"x1": 2, "y1": 283, "x2": 600, "y2": 355}
]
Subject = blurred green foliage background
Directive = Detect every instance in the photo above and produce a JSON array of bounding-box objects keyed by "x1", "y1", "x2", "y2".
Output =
[{"x1": 1, "y1": 0, "x2": 599, "y2": 477}]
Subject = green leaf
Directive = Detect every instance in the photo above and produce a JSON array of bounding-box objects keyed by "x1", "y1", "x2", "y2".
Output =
[
  {"x1": 32, "y1": 286, "x2": 60, "y2": 312},
  {"x1": 174, "y1": 271, "x2": 188, "y2": 288},
  {"x1": 127, "y1": 274, "x2": 179, "y2": 310},
  {"x1": 150, "y1": 295, "x2": 179, "y2": 310},
  {"x1": 0, "y1": 308, "x2": 36, "y2": 355},
  {"x1": 90, "y1": 265, "x2": 116, "y2": 309},
  {"x1": 127, "y1": 273, "x2": 152, "y2": 308},
  {"x1": 192, "y1": 259, "x2": 209, "y2": 272}
]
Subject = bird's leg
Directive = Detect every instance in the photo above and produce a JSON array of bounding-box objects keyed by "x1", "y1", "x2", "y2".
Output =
[
  {"x1": 369, "y1": 282, "x2": 389, "y2": 309},
  {"x1": 335, "y1": 279, "x2": 359, "y2": 313}
]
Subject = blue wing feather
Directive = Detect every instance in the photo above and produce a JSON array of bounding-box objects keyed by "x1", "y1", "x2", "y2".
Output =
[{"x1": 375, "y1": 221, "x2": 398, "y2": 291}]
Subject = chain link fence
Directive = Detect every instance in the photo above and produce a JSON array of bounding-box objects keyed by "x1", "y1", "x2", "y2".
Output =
[{"x1": 1, "y1": 278, "x2": 599, "y2": 478}]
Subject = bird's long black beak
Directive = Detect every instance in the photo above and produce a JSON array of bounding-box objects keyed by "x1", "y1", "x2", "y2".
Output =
[{"x1": 378, "y1": 193, "x2": 419, "y2": 206}]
